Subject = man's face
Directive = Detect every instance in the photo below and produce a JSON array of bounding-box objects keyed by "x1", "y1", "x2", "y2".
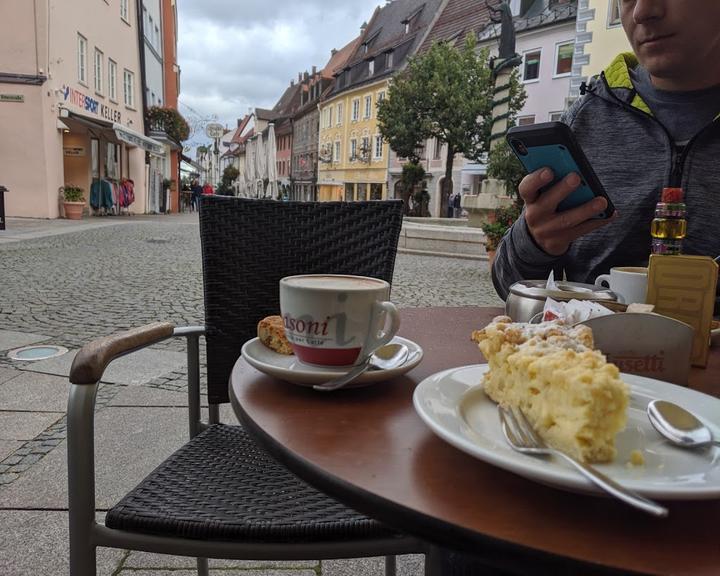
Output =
[{"x1": 621, "y1": 0, "x2": 720, "y2": 89}]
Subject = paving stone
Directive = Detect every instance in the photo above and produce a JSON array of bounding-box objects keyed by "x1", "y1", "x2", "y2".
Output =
[
  {"x1": 109, "y1": 385, "x2": 189, "y2": 407},
  {"x1": 0, "y1": 371, "x2": 70, "y2": 412},
  {"x1": 24, "y1": 347, "x2": 187, "y2": 386},
  {"x1": 0, "y1": 510, "x2": 124, "y2": 576},
  {"x1": 0, "y1": 330, "x2": 51, "y2": 352},
  {"x1": 0, "y1": 366, "x2": 22, "y2": 384},
  {"x1": 0, "y1": 407, "x2": 187, "y2": 509},
  {"x1": 0, "y1": 411, "x2": 63, "y2": 440},
  {"x1": 322, "y1": 555, "x2": 424, "y2": 576},
  {"x1": 0, "y1": 440, "x2": 21, "y2": 461},
  {"x1": 125, "y1": 551, "x2": 319, "y2": 569}
]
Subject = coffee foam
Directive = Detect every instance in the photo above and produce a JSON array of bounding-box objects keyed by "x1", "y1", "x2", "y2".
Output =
[{"x1": 283, "y1": 275, "x2": 385, "y2": 290}]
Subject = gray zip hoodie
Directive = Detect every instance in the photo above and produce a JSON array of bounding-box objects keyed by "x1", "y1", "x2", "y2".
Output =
[{"x1": 492, "y1": 54, "x2": 720, "y2": 310}]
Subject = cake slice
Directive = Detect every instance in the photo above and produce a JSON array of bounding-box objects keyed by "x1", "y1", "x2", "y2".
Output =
[{"x1": 472, "y1": 316, "x2": 629, "y2": 463}]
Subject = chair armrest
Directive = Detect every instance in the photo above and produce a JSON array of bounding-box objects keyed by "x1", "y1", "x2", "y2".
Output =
[{"x1": 70, "y1": 322, "x2": 175, "y2": 384}]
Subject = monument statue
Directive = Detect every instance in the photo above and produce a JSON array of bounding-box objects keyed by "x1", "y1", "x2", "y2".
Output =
[{"x1": 487, "y1": 1, "x2": 517, "y2": 60}]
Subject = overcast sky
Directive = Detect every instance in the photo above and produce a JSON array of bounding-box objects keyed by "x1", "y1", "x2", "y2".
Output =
[{"x1": 177, "y1": 0, "x2": 382, "y2": 145}]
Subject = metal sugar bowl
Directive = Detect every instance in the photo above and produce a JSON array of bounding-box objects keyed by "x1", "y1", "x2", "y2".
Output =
[{"x1": 505, "y1": 280, "x2": 621, "y2": 323}]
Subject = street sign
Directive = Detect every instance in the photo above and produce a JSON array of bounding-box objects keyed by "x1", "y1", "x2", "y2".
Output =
[{"x1": 205, "y1": 123, "x2": 224, "y2": 139}]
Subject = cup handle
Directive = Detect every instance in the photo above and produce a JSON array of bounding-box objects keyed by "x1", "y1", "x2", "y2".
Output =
[
  {"x1": 360, "y1": 301, "x2": 401, "y2": 361},
  {"x1": 595, "y1": 274, "x2": 611, "y2": 289}
]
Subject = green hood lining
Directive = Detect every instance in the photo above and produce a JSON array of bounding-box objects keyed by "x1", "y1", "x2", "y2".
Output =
[{"x1": 603, "y1": 53, "x2": 653, "y2": 116}]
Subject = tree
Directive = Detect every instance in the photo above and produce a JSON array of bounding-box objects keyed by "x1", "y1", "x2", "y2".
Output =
[{"x1": 377, "y1": 34, "x2": 526, "y2": 212}]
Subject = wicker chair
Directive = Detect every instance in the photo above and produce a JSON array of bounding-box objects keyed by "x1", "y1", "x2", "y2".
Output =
[{"x1": 67, "y1": 197, "x2": 423, "y2": 575}]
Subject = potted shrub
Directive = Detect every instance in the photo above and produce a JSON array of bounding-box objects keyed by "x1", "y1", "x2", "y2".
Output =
[
  {"x1": 481, "y1": 203, "x2": 521, "y2": 266},
  {"x1": 62, "y1": 185, "x2": 85, "y2": 220}
]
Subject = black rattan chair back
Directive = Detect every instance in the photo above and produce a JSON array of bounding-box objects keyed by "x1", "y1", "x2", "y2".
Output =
[{"x1": 199, "y1": 196, "x2": 404, "y2": 404}]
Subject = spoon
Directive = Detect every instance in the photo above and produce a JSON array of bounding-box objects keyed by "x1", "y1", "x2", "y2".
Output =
[
  {"x1": 647, "y1": 400, "x2": 720, "y2": 448},
  {"x1": 313, "y1": 343, "x2": 409, "y2": 392}
]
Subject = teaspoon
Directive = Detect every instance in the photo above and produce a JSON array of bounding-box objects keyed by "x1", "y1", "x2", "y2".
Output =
[
  {"x1": 313, "y1": 343, "x2": 409, "y2": 392},
  {"x1": 647, "y1": 399, "x2": 720, "y2": 448}
]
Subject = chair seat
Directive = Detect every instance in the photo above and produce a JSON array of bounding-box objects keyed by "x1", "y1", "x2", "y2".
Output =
[{"x1": 105, "y1": 424, "x2": 397, "y2": 542}]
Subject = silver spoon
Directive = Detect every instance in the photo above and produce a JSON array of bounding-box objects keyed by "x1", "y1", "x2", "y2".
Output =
[
  {"x1": 313, "y1": 343, "x2": 409, "y2": 392},
  {"x1": 647, "y1": 399, "x2": 720, "y2": 448}
]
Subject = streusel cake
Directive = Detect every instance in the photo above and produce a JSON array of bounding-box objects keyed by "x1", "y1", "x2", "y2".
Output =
[{"x1": 472, "y1": 316, "x2": 629, "y2": 463}]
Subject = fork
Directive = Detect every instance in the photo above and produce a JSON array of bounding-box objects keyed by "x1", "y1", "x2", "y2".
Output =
[{"x1": 498, "y1": 405, "x2": 668, "y2": 517}]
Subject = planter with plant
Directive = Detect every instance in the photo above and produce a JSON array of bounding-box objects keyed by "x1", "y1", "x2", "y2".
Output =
[
  {"x1": 61, "y1": 185, "x2": 85, "y2": 220},
  {"x1": 482, "y1": 137, "x2": 526, "y2": 262}
]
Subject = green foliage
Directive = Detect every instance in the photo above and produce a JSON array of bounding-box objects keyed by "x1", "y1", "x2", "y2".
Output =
[
  {"x1": 481, "y1": 203, "x2": 521, "y2": 251},
  {"x1": 400, "y1": 161, "x2": 426, "y2": 194},
  {"x1": 487, "y1": 138, "x2": 526, "y2": 197},
  {"x1": 146, "y1": 106, "x2": 190, "y2": 143},
  {"x1": 217, "y1": 165, "x2": 240, "y2": 195},
  {"x1": 62, "y1": 185, "x2": 84, "y2": 202},
  {"x1": 377, "y1": 34, "x2": 526, "y2": 164}
]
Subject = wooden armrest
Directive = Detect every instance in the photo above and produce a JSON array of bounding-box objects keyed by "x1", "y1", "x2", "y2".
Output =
[{"x1": 69, "y1": 322, "x2": 175, "y2": 384}]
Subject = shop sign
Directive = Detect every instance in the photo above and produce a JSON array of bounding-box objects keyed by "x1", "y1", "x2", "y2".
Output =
[
  {"x1": 61, "y1": 85, "x2": 121, "y2": 123},
  {"x1": 63, "y1": 146, "x2": 86, "y2": 157},
  {"x1": 0, "y1": 94, "x2": 24, "y2": 103}
]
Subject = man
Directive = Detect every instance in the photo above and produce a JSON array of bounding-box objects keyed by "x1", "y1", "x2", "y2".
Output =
[{"x1": 493, "y1": 0, "x2": 720, "y2": 307}]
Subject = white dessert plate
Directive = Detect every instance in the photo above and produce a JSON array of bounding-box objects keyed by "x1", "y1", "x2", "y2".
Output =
[
  {"x1": 413, "y1": 364, "x2": 720, "y2": 499},
  {"x1": 241, "y1": 336, "x2": 423, "y2": 387}
]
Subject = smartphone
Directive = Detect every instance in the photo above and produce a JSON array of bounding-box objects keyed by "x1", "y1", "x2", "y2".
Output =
[{"x1": 506, "y1": 122, "x2": 615, "y2": 219}]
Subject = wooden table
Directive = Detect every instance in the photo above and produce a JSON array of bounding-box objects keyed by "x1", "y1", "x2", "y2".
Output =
[{"x1": 229, "y1": 307, "x2": 720, "y2": 575}]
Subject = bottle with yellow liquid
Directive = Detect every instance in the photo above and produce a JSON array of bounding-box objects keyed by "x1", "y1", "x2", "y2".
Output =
[{"x1": 651, "y1": 187, "x2": 686, "y2": 255}]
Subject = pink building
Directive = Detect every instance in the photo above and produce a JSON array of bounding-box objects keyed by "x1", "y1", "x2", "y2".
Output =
[{"x1": 0, "y1": 0, "x2": 164, "y2": 218}]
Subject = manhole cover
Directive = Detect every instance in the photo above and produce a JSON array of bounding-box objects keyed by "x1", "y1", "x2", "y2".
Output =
[{"x1": 8, "y1": 345, "x2": 68, "y2": 361}]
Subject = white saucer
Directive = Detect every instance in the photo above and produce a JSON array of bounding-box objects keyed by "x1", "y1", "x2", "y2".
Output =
[{"x1": 241, "y1": 336, "x2": 423, "y2": 388}]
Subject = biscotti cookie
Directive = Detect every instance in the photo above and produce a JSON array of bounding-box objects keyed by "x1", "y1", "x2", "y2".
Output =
[{"x1": 257, "y1": 315, "x2": 294, "y2": 355}]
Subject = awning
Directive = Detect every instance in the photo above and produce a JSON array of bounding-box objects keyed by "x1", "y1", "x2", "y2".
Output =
[{"x1": 113, "y1": 123, "x2": 165, "y2": 156}]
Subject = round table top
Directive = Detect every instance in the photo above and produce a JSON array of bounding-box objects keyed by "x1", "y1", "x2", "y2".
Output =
[{"x1": 230, "y1": 306, "x2": 720, "y2": 576}]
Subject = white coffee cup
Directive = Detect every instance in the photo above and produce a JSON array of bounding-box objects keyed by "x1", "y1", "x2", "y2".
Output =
[
  {"x1": 279, "y1": 274, "x2": 401, "y2": 367},
  {"x1": 594, "y1": 266, "x2": 648, "y2": 305}
]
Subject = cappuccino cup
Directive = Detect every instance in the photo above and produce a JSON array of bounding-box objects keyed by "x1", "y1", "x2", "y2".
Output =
[
  {"x1": 279, "y1": 274, "x2": 400, "y2": 367},
  {"x1": 594, "y1": 266, "x2": 648, "y2": 305}
]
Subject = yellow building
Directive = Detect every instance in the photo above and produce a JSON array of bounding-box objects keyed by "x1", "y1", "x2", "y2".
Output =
[
  {"x1": 317, "y1": 0, "x2": 445, "y2": 202},
  {"x1": 318, "y1": 80, "x2": 389, "y2": 202},
  {"x1": 571, "y1": 0, "x2": 631, "y2": 97}
]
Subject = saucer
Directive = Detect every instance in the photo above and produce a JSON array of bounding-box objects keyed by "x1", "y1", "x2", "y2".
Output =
[{"x1": 241, "y1": 336, "x2": 423, "y2": 388}]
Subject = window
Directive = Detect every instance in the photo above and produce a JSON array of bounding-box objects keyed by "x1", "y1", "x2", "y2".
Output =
[
  {"x1": 364, "y1": 95, "x2": 372, "y2": 119},
  {"x1": 93, "y1": 48, "x2": 103, "y2": 94},
  {"x1": 120, "y1": 0, "x2": 129, "y2": 22},
  {"x1": 373, "y1": 134, "x2": 383, "y2": 159},
  {"x1": 352, "y1": 98, "x2": 360, "y2": 121},
  {"x1": 361, "y1": 136, "x2": 370, "y2": 157},
  {"x1": 523, "y1": 49, "x2": 541, "y2": 82},
  {"x1": 123, "y1": 69, "x2": 135, "y2": 108},
  {"x1": 549, "y1": 111, "x2": 563, "y2": 122},
  {"x1": 433, "y1": 138, "x2": 442, "y2": 160},
  {"x1": 350, "y1": 138, "x2": 357, "y2": 160},
  {"x1": 336, "y1": 102, "x2": 343, "y2": 125},
  {"x1": 607, "y1": 0, "x2": 621, "y2": 26},
  {"x1": 554, "y1": 42, "x2": 573, "y2": 76},
  {"x1": 77, "y1": 34, "x2": 88, "y2": 84},
  {"x1": 108, "y1": 59, "x2": 117, "y2": 101},
  {"x1": 334, "y1": 141, "x2": 341, "y2": 163},
  {"x1": 518, "y1": 115, "x2": 535, "y2": 126}
]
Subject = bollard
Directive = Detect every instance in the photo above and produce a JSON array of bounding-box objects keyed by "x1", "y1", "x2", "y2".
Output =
[{"x1": 0, "y1": 185, "x2": 7, "y2": 230}]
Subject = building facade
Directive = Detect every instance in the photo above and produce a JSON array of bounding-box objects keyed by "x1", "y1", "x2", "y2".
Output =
[
  {"x1": 570, "y1": 0, "x2": 630, "y2": 97},
  {"x1": 317, "y1": 0, "x2": 445, "y2": 203},
  {"x1": 0, "y1": 0, "x2": 163, "y2": 219}
]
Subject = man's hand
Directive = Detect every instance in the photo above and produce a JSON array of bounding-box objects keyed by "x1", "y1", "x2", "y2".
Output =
[{"x1": 519, "y1": 168, "x2": 615, "y2": 256}]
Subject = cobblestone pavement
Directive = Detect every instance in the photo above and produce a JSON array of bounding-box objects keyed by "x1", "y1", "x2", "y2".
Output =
[{"x1": 0, "y1": 214, "x2": 502, "y2": 575}]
